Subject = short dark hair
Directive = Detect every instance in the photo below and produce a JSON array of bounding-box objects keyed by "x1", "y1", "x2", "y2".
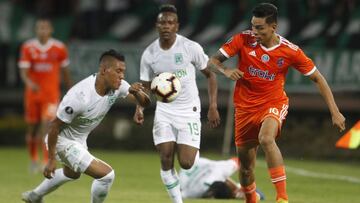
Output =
[
  {"x1": 159, "y1": 4, "x2": 177, "y2": 14},
  {"x1": 36, "y1": 16, "x2": 52, "y2": 25},
  {"x1": 206, "y1": 181, "x2": 233, "y2": 199},
  {"x1": 99, "y1": 49, "x2": 125, "y2": 63},
  {"x1": 252, "y1": 3, "x2": 278, "y2": 24}
]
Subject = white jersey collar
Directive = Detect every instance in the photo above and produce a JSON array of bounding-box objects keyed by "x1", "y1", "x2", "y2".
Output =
[
  {"x1": 260, "y1": 34, "x2": 282, "y2": 51},
  {"x1": 158, "y1": 34, "x2": 179, "y2": 51},
  {"x1": 34, "y1": 38, "x2": 55, "y2": 52}
]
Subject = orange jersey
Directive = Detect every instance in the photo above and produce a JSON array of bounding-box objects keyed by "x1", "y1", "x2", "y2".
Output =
[
  {"x1": 18, "y1": 38, "x2": 69, "y2": 101},
  {"x1": 220, "y1": 31, "x2": 316, "y2": 111}
]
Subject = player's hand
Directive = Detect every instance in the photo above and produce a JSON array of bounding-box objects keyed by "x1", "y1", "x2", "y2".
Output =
[
  {"x1": 43, "y1": 158, "x2": 56, "y2": 179},
  {"x1": 224, "y1": 68, "x2": 244, "y2": 80},
  {"x1": 28, "y1": 81, "x2": 39, "y2": 92},
  {"x1": 208, "y1": 107, "x2": 220, "y2": 128},
  {"x1": 129, "y1": 82, "x2": 145, "y2": 95},
  {"x1": 332, "y1": 111, "x2": 346, "y2": 132},
  {"x1": 133, "y1": 107, "x2": 144, "y2": 125}
]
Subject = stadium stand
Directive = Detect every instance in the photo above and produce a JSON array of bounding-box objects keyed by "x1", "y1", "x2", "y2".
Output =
[{"x1": 0, "y1": 0, "x2": 359, "y2": 90}]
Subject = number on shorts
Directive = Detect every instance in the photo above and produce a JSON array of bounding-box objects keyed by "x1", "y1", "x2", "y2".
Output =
[
  {"x1": 187, "y1": 122, "x2": 199, "y2": 136},
  {"x1": 269, "y1": 107, "x2": 279, "y2": 115}
]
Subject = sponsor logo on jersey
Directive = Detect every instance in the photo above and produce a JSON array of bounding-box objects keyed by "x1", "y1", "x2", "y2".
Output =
[
  {"x1": 65, "y1": 106, "x2": 73, "y2": 114},
  {"x1": 249, "y1": 50, "x2": 256, "y2": 57},
  {"x1": 174, "y1": 69, "x2": 187, "y2": 78},
  {"x1": 175, "y1": 53, "x2": 183, "y2": 65},
  {"x1": 277, "y1": 58, "x2": 284, "y2": 67},
  {"x1": 77, "y1": 114, "x2": 106, "y2": 125},
  {"x1": 34, "y1": 63, "x2": 52, "y2": 72},
  {"x1": 261, "y1": 54, "x2": 270, "y2": 63},
  {"x1": 248, "y1": 65, "x2": 275, "y2": 81}
]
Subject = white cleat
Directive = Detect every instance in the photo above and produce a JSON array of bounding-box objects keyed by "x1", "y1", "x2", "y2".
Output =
[{"x1": 21, "y1": 191, "x2": 44, "y2": 203}]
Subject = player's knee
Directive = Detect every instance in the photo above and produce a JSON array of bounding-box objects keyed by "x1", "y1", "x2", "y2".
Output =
[
  {"x1": 179, "y1": 158, "x2": 194, "y2": 169},
  {"x1": 160, "y1": 155, "x2": 174, "y2": 169},
  {"x1": 91, "y1": 170, "x2": 115, "y2": 202},
  {"x1": 97, "y1": 170, "x2": 115, "y2": 184},
  {"x1": 258, "y1": 133, "x2": 275, "y2": 148},
  {"x1": 63, "y1": 167, "x2": 81, "y2": 179}
]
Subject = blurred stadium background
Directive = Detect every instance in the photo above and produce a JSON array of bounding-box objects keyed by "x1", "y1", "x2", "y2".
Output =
[{"x1": 0, "y1": 0, "x2": 359, "y2": 160}]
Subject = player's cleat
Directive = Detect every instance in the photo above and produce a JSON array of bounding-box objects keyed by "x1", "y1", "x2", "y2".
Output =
[
  {"x1": 21, "y1": 190, "x2": 44, "y2": 203},
  {"x1": 255, "y1": 188, "x2": 265, "y2": 200},
  {"x1": 276, "y1": 198, "x2": 288, "y2": 203}
]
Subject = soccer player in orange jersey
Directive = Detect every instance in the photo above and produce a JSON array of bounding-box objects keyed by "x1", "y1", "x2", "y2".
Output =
[
  {"x1": 207, "y1": 3, "x2": 346, "y2": 203},
  {"x1": 18, "y1": 17, "x2": 72, "y2": 173}
]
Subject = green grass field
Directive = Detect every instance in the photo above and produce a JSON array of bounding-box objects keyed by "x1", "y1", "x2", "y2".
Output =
[{"x1": 1, "y1": 147, "x2": 359, "y2": 203}]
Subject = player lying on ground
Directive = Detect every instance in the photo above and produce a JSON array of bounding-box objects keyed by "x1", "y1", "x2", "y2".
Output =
[{"x1": 179, "y1": 156, "x2": 265, "y2": 200}]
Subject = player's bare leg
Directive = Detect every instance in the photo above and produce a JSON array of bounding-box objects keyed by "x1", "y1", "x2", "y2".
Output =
[
  {"x1": 26, "y1": 123, "x2": 40, "y2": 173},
  {"x1": 84, "y1": 159, "x2": 115, "y2": 203},
  {"x1": 177, "y1": 144, "x2": 198, "y2": 169},
  {"x1": 237, "y1": 144, "x2": 258, "y2": 203},
  {"x1": 156, "y1": 142, "x2": 176, "y2": 170},
  {"x1": 258, "y1": 117, "x2": 288, "y2": 202},
  {"x1": 38, "y1": 120, "x2": 49, "y2": 168},
  {"x1": 156, "y1": 142, "x2": 182, "y2": 203}
]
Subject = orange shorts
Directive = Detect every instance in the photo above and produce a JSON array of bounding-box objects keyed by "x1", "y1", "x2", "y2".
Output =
[
  {"x1": 234, "y1": 103, "x2": 289, "y2": 147},
  {"x1": 24, "y1": 95, "x2": 58, "y2": 124}
]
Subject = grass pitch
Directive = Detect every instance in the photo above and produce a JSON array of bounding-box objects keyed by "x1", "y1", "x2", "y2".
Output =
[{"x1": 1, "y1": 147, "x2": 359, "y2": 203}]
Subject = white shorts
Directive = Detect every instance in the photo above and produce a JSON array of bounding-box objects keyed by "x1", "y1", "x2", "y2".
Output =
[
  {"x1": 153, "y1": 112, "x2": 201, "y2": 148},
  {"x1": 50, "y1": 136, "x2": 95, "y2": 173}
]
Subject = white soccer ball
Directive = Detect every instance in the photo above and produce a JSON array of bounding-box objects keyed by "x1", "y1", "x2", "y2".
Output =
[{"x1": 150, "y1": 72, "x2": 181, "y2": 103}]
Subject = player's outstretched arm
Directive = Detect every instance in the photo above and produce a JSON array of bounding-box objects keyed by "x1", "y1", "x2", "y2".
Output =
[
  {"x1": 308, "y1": 69, "x2": 346, "y2": 132},
  {"x1": 43, "y1": 117, "x2": 64, "y2": 179},
  {"x1": 133, "y1": 105, "x2": 144, "y2": 125},
  {"x1": 127, "y1": 82, "x2": 151, "y2": 107},
  {"x1": 129, "y1": 81, "x2": 151, "y2": 125},
  {"x1": 208, "y1": 51, "x2": 244, "y2": 80},
  {"x1": 201, "y1": 68, "x2": 220, "y2": 128}
]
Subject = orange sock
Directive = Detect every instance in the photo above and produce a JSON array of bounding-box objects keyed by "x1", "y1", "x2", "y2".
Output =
[
  {"x1": 269, "y1": 165, "x2": 288, "y2": 201},
  {"x1": 241, "y1": 182, "x2": 258, "y2": 203},
  {"x1": 26, "y1": 135, "x2": 38, "y2": 162},
  {"x1": 42, "y1": 142, "x2": 48, "y2": 164}
]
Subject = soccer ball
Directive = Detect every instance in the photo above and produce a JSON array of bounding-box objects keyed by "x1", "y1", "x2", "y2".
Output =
[{"x1": 150, "y1": 72, "x2": 181, "y2": 103}]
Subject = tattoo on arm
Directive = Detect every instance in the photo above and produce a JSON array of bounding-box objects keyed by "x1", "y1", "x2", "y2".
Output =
[
  {"x1": 208, "y1": 62, "x2": 224, "y2": 74},
  {"x1": 213, "y1": 51, "x2": 227, "y2": 63},
  {"x1": 208, "y1": 51, "x2": 228, "y2": 74}
]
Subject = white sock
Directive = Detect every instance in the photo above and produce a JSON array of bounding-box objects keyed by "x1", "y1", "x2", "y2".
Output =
[
  {"x1": 160, "y1": 169, "x2": 183, "y2": 203},
  {"x1": 91, "y1": 170, "x2": 115, "y2": 203},
  {"x1": 33, "y1": 168, "x2": 74, "y2": 196}
]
